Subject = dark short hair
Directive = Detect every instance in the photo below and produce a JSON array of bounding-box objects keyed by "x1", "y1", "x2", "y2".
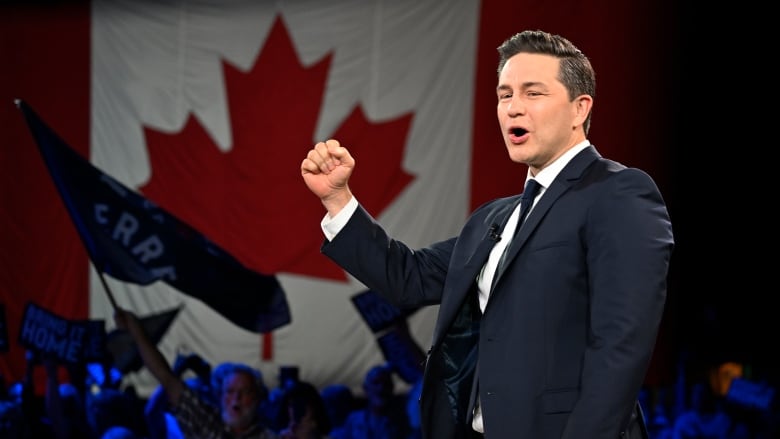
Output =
[{"x1": 497, "y1": 30, "x2": 596, "y2": 134}]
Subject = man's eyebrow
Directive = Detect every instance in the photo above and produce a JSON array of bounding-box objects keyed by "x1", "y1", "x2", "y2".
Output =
[
  {"x1": 496, "y1": 81, "x2": 547, "y2": 92},
  {"x1": 521, "y1": 81, "x2": 546, "y2": 89}
]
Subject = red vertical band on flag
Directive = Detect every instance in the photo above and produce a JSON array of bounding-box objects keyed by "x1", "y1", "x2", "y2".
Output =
[
  {"x1": 0, "y1": 3, "x2": 91, "y2": 387},
  {"x1": 262, "y1": 333, "x2": 273, "y2": 361}
]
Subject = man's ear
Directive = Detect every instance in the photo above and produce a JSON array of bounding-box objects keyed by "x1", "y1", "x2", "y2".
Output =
[{"x1": 573, "y1": 94, "x2": 593, "y2": 127}]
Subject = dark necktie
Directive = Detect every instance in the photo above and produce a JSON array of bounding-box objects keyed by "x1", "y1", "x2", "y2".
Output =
[
  {"x1": 492, "y1": 179, "x2": 541, "y2": 290},
  {"x1": 515, "y1": 179, "x2": 541, "y2": 231}
]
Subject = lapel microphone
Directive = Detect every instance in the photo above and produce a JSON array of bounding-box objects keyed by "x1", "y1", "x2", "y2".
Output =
[{"x1": 489, "y1": 224, "x2": 501, "y2": 242}]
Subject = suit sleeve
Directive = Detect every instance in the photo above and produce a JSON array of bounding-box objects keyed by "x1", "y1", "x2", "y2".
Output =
[
  {"x1": 321, "y1": 203, "x2": 456, "y2": 309},
  {"x1": 563, "y1": 167, "x2": 674, "y2": 437}
]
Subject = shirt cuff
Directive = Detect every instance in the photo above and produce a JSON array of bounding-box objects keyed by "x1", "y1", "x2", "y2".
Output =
[{"x1": 321, "y1": 196, "x2": 359, "y2": 241}]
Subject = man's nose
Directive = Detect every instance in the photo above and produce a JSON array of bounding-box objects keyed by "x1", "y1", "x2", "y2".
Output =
[{"x1": 507, "y1": 96, "x2": 524, "y2": 116}]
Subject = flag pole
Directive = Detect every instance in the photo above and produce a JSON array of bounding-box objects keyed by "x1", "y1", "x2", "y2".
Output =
[{"x1": 93, "y1": 263, "x2": 119, "y2": 311}]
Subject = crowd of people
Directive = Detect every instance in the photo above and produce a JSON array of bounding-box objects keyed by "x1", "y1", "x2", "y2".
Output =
[
  {"x1": 1, "y1": 342, "x2": 778, "y2": 439},
  {"x1": 0, "y1": 343, "x2": 421, "y2": 439}
]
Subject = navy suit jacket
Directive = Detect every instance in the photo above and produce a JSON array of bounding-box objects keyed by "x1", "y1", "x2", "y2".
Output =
[{"x1": 322, "y1": 146, "x2": 674, "y2": 439}]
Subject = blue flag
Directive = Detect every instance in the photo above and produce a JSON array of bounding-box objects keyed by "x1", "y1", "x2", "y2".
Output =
[
  {"x1": 351, "y1": 290, "x2": 424, "y2": 384},
  {"x1": 107, "y1": 306, "x2": 182, "y2": 372},
  {"x1": 16, "y1": 99, "x2": 291, "y2": 334}
]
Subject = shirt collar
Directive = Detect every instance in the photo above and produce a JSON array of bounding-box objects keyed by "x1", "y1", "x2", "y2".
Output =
[{"x1": 525, "y1": 140, "x2": 590, "y2": 190}]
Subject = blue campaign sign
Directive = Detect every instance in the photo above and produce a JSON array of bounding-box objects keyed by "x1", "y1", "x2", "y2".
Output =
[
  {"x1": 18, "y1": 302, "x2": 103, "y2": 364},
  {"x1": 351, "y1": 290, "x2": 425, "y2": 384}
]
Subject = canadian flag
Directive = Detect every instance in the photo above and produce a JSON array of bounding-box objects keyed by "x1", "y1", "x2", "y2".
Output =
[{"x1": 0, "y1": 0, "x2": 673, "y2": 395}]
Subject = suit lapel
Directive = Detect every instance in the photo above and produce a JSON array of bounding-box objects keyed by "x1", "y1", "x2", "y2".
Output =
[
  {"x1": 431, "y1": 198, "x2": 517, "y2": 344},
  {"x1": 492, "y1": 146, "x2": 602, "y2": 289}
]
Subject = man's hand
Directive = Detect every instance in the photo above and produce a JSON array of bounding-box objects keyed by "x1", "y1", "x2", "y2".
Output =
[
  {"x1": 301, "y1": 139, "x2": 355, "y2": 216},
  {"x1": 173, "y1": 353, "x2": 211, "y2": 380}
]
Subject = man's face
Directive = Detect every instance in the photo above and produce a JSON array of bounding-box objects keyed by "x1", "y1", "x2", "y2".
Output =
[
  {"x1": 220, "y1": 372, "x2": 259, "y2": 432},
  {"x1": 496, "y1": 52, "x2": 587, "y2": 175}
]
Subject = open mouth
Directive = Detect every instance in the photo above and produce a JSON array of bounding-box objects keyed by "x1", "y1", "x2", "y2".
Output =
[{"x1": 511, "y1": 127, "x2": 527, "y2": 136}]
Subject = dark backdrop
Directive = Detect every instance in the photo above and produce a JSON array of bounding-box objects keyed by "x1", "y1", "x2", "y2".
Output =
[{"x1": 669, "y1": 2, "x2": 777, "y2": 386}]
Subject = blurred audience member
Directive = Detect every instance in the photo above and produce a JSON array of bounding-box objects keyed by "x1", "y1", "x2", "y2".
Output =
[
  {"x1": 42, "y1": 354, "x2": 92, "y2": 439},
  {"x1": 101, "y1": 425, "x2": 140, "y2": 439},
  {"x1": 672, "y1": 381, "x2": 750, "y2": 439},
  {"x1": 277, "y1": 380, "x2": 332, "y2": 439},
  {"x1": 145, "y1": 352, "x2": 213, "y2": 439},
  {"x1": 265, "y1": 366, "x2": 301, "y2": 432},
  {"x1": 86, "y1": 387, "x2": 146, "y2": 439},
  {"x1": 114, "y1": 307, "x2": 278, "y2": 438},
  {"x1": 339, "y1": 364, "x2": 410, "y2": 439},
  {"x1": 320, "y1": 384, "x2": 356, "y2": 439}
]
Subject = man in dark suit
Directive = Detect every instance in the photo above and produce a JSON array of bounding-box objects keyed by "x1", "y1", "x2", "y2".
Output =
[{"x1": 300, "y1": 29, "x2": 673, "y2": 439}]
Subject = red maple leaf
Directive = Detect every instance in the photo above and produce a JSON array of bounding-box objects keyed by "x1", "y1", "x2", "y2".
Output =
[{"x1": 140, "y1": 16, "x2": 414, "y2": 281}]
